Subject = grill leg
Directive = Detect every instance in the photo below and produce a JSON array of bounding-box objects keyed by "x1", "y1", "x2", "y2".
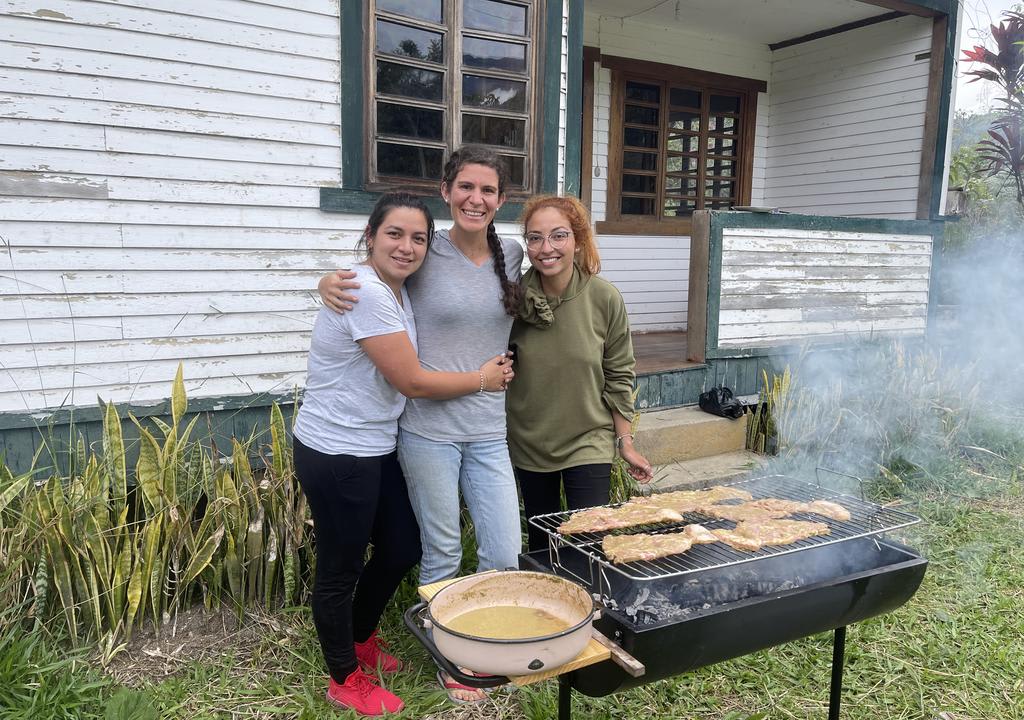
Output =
[
  {"x1": 558, "y1": 673, "x2": 572, "y2": 720},
  {"x1": 829, "y1": 626, "x2": 847, "y2": 720}
]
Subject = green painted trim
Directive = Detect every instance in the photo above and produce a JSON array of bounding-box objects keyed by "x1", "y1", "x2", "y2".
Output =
[
  {"x1": 563, "y1": 0, "x2": 584, "y2": 197},
  {"x1": 929, "y1": 9, "x2": 959, "y2": 219},
  {"x1": 320, "y1": 188, "x2": 525, "y2": 223},
  {"x1": 339, "y1": 0, "x2": 365, "y2": 189},
  {"x1": 0, "y1": 392, "x2": 297, "y2": 432},
  {"x1": 710, "y1": 210, "x2": 942, "y2": 236},
  {"x1": 540, "y1": 0, "x2": 562, "y2": 194}
]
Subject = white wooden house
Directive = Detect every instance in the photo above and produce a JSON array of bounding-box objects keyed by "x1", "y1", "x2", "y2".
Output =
[{"x1": 0, "y1": 0, "x2": 960, "y2": 472}]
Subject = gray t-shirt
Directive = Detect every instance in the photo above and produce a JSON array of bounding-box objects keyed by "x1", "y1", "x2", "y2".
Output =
[
  {"x1": 294, "y1": 264, "x2": 416, "y2": 456},
  {"x1": 400, "y1": 228, "x2": 523, "y2": 441}
]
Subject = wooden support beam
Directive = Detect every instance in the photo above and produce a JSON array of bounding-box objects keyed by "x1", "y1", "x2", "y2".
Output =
[
  {"x1": 855, "y1": 0, "x2": 943, "y2": 18},
  {"x1": 917, "y1": 15, "x2": 949, "y2": 219}
]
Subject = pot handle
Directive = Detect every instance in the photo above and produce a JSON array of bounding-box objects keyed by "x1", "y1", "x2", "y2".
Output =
[{"x1": 402, "y1": 601, "x2": 511, "y2": 689}]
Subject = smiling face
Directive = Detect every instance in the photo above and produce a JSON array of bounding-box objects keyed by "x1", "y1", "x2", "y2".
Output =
[
  {"x1": 365, "y1": 206, "x2": 430, "y2": 290},
  {"x1": 441, "y1": 162, "x2": 505, "y2": 235},
  {"x1": 525, "y1": 207, "x2": 577, "y2": 291}
]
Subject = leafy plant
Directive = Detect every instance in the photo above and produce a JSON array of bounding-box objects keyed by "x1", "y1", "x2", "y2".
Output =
[
  {"x1": 0, "y1": 365, "x2": 314, "y2": 664},
  {"x1": 962, "y1": 10, "x2": 1024, "y2": 213}
]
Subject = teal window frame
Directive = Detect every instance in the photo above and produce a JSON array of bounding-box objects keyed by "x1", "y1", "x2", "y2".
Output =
[{"x1": 322, "y1": 0, "x2": 584, "y2": 218}]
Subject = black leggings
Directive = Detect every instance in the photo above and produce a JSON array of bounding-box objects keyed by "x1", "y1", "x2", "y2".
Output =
[
  {"x1": 293, "y1": 438, "x2": 422, "y2": 682},
  {"x1": 515, "y1": 464, "x2": 612, "y2": 552}
]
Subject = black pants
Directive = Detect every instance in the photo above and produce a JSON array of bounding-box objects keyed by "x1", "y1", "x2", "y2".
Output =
[
  {"x1": 293, "y1": 438, "x2": 422, "y2": 682},
  {"x1": 515, "y1": 464, "x2": 612, "y2": 552}
]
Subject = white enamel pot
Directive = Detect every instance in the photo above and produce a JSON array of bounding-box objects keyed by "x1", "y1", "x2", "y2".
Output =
[{"x1": 425, "y1": 570, "x2": 595, "y2": 676}]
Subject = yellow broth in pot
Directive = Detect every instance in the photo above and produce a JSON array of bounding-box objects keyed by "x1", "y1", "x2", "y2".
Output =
[{"x1": 446, "y1": 605, "x2": 571, "y2": 639}]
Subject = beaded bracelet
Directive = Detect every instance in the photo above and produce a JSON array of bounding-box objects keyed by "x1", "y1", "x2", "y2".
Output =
[
  {"x1": 615, "y1": 433, "x2": 634, "y2": 450},
  {"x1": 478, "y1": 371, "x2": 485, "y2": 394}
]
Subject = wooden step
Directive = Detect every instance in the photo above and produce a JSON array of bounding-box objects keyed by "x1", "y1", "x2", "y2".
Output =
[
  {"x1": 633, "y1": 405, "x2": 748, "y2": 466},
  {"x1": 643, "y1": 450, "x2": 766, "y2": 494}
]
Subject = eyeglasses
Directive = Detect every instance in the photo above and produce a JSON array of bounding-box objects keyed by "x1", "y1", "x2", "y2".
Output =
[{"x1": 524, "y1": 230, "x2": 573, "y2": 248}]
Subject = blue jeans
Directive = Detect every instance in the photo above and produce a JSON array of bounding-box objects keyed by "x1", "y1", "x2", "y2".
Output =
[{"x1": 398, "y1": 429, "x2": 522, "y2": 584}]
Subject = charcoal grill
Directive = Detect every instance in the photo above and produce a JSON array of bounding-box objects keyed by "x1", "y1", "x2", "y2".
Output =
[{"x1": 406, "y1": 474, "x2": 927, "y2": 719}]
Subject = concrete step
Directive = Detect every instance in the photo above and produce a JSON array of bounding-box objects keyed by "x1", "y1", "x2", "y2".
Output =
[
  {"x1": 633, "y1": 405, "x2": 748, "y2": 466},
  {"x1": 644, "y1": 450, "x2": 766, "y2": 494}
]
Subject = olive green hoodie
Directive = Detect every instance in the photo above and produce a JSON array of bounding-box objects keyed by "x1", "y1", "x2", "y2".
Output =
[{"x1": 506, "y1": 264, "x2": 636, "y2": 472}]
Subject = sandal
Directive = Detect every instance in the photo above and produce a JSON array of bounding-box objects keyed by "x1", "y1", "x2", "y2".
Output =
[{"x1": 437, "y1": 670, "x2": 491, "y2": 705}]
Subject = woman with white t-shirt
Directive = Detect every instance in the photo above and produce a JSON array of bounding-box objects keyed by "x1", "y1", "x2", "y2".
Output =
[{"x1": 292, "y1": 192, "x2": 512, "y2": 716}]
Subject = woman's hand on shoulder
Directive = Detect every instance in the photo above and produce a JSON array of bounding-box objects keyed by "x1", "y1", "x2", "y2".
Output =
[
  {"x1": 319, "y1": 269, "x2": 361, "y2": 313},
  {"x1": 479, "y1": 353, "x2": 514, "y2": 392}
]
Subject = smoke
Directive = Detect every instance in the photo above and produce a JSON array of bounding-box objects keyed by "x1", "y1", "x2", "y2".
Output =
[{"x1": 754, "y1": 235, "x2": 1024, "y2": 495}]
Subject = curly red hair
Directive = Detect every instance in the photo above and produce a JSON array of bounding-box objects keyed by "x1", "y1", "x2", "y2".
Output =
[{"x1": 520, "y1": 195, "x2": 601, "y2": 275}]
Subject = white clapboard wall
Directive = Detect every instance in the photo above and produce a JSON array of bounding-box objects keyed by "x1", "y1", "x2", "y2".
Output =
[
  {"x1": 763, "y1": 15, "x2": 933, "y2": 219},
  {"x1": 584, "y1": 14, "x2": 771, "y2": 331},
  {"x1": 717, "y1": 227, "x2": 932, "y2": 347},
  {"x1": 0, "y1": 0, "x2": 536, "y2": 413}
]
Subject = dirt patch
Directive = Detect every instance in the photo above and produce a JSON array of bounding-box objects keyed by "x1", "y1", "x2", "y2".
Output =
[{"x1": 102, "y1": 605, "x2": 297, "y2": 686}]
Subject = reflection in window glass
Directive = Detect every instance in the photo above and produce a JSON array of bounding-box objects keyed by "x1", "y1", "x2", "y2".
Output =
[
  {"x1": 669, "y1": 111, "x2": 700, "y2": 132},
  {"x1": 499, "y1": 155, "x2": 526, "y2": 187},
  {"x1": 623, "y1": 152, "x2": 657, "y2": 171},
  {"x1": 463, "y1": 75, "x2": 527, "y2": 112},
  {"x1": 465, "y1": 0, "x2": 527, "y2": 35},
  {"x1": 624, "y1": 128, "x2": 658, "y2": 148},
  {"x1": 622, "y1": 174, "x2": 656, "y2": 193},
  {"x1": 377, "y1": 142, "x2": 444, "y2": 178},
  {"x1": 377, "y1": 103, "x2": 443, "y2": 140},
  {"x1": 625, "y1": 105, "x2": 659, "y2": 126},
  {"x1": 462, "y1": 113, "x2": 526, "y2": 148},
  {"x1": 377, "y1": 61, "x2": 443, "y2": 100},
  {"x1": 463, "y1": 37, "x2": 527, "y2": 72},
  {"x1": 377, "y1": 0, "x2": 442, "y2": 23},
  {"x1": 667, "y1": 155, "x2": 698, "y2": 172},
  {"x1": 710, "y1": 94, "x2": 741, "y2": 113},
  {"x1": 670, "y1": 88, "x2": 701, "y2": 107},
  {"x1": 709, "y1": 115, "x2": 737, "y2": 133},
  {"x1": 376, "y1": 20, "x2": 443, "y2": 62},
  {"x1": 707, "y1": 158, "x2": 735, "y2": 177},
  {"x1": 625, "y1": 81, "x2": 659, "y2": 103},
  {"x1": 622, "y1": 196, "x2": 656, "y2": 215},
  {"x1": 705, "y1": 179, "x2": 734, "y2": 197},
  {"x1": 665, "y1": 175, "x2": 698, "y2": 192},
  {"x1": 664, "y1": 197, "x2": 697, "y2": 216},
  {"x1": 667, "y1": 135, "x2": 700, "y2": 153}
]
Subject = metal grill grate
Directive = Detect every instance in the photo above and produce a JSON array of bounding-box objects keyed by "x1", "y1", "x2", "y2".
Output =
[{"x1": 529, "y1": 475, "x2": 921, "y2": 587}]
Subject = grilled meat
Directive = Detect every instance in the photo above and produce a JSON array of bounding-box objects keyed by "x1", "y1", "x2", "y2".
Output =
[
  {"x1": 603, "y1": 523, "x2": 720, "y2": 564},
  {"x1": 557, "y1": 503, "x2": 684, "y2": 534},
  {"x1": 634, "y1": 485, "x2": 754, "y2": 514},
  {"x1": 712, "y1": 518, "x2": 831, "y2": 552}
]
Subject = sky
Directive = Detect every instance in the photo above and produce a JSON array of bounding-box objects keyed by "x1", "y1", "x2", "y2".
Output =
[{"x1": 955, "y1": 0, "x2": 1022, "y2": 111}]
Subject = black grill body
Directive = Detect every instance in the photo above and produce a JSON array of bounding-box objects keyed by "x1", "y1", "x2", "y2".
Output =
[{"x1": 520, "y1": 536, "x2": 926, "y2": 697}]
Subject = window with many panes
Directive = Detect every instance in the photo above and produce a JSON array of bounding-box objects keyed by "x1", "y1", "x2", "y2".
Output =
[
  {"x1": 369, "y1": 0, "x2": 538, "y2": 190},
  {"x1": 598, "y1": 57, "x2": 763, "y2": 234}
]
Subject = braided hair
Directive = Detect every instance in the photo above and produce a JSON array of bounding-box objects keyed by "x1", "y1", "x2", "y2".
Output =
[{"x1": 441, "y1": 146, "x2": 523, "y2": 316}]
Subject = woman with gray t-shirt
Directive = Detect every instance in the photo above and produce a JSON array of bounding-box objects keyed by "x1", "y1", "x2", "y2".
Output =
[
  {"x1": 318, "y1": 147, "x2": 525, "y2": 704},
  {"x1": 294, "y1": 192, "x2": 511, "y2": 715}
]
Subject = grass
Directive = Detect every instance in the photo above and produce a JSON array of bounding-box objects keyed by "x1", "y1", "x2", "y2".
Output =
[{"x1": 16, "y1": 438, "x2": 1017, "y2": 720}]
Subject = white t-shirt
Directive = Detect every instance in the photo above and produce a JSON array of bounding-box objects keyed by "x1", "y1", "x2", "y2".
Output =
[{"x1": 293, "y1": 264, "x2": 416, "y2": 456}]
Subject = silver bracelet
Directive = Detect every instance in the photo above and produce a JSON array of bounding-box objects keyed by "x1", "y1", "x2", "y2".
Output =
[{"x1": 615, "y1": 433, "x2": 634, "y2": 450}]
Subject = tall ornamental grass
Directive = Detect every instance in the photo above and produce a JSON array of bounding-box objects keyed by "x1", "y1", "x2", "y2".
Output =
[{"x1": 0, "y1": 366, "x2": 313, "y2": 663}]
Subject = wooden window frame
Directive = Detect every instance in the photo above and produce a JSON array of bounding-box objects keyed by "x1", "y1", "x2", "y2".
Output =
[
  {"x1": 595, "y1": 55, "x2": 766, "y2": 236},
  {"x1": 365, "y1": 0, "x2": 540, "y2": 195}
]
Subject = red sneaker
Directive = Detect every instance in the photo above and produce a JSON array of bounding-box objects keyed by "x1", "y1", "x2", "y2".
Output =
[
  {"x1": 326, "y1": 669, "x2": 404, "y2": 716},
  {"x1": 354, "y1": 631, "x2": 401, "y2": 674}
]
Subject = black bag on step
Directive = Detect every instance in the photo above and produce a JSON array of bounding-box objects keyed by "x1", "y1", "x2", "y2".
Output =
[{"x1": 698, "y1": 386, "x2": 745, "y2": 420}]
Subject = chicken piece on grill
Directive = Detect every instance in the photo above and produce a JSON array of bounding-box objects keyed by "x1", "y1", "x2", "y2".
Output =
[
  {"x1": 603, "y1": 523, "x2": 719, "y2": 564},
  {"x1": 702, "y1": 498, "x2": 852, "y2": 523},
  {"x1": 603, "y1": 532, "x2": 694, "y2": 563},
  {"x1": 557, "y1": 503, "x2": 683, "y2": 534},
  {"x1": 712, "y1": 518, "x2": 831, "y2": 552},
  {"x1": 633, "y1": 485, "x2": 753, "y2": 514}
]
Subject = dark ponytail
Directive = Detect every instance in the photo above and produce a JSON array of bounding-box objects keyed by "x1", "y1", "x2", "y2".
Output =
[{"x1": 443, "y1": 145, "x2": 522, "y2": 317}]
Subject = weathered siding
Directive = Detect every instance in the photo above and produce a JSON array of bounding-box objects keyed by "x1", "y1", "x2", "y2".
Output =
[
  {"x1": 0, "y1": 0, "x2": 350, "y2": 412},
  {"x1": 717, "y1": 227, "x2": 932, "y2": 347},
  {"x1": 583, "y1": 12, "x2": 771, "y2": 331},
  {"x1": 763, "y1": 15, "x2": 933, "y2": 218}
]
